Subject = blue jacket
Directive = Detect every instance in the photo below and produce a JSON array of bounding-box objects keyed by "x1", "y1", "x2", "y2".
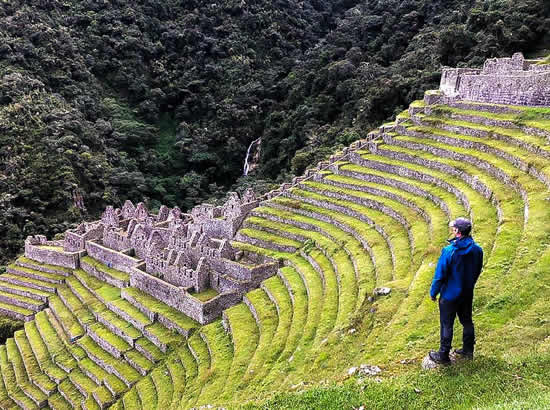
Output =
[{"x1": 430, "y1": 236, "x2": 483, "y2": 301}]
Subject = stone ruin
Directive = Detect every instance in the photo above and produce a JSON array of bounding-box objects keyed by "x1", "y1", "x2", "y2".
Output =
[
  {"x1": 435, "y1": 52, "x2": 550, "y2": 106},
  {"x1": 24, "y1": 189, "x2": 279, "y2": 324}
]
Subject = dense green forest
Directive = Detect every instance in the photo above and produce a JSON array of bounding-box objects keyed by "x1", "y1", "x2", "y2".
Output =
[{"x1": 0, "y1": 0, "x2": 548, "y2": 263}]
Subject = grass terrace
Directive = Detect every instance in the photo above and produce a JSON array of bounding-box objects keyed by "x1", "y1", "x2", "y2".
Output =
[{"x1": 0, "y1": 90, "x2": 549, "y2": 409}]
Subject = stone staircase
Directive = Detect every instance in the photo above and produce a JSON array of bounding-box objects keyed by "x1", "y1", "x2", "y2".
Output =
[{"x1": 1, "y1": 89, "x2": 550, "y2": 407}]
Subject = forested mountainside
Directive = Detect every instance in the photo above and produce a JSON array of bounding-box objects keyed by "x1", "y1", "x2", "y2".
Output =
[{"x1": 0, "y1": 0, "x2": 549, "y2": 264}]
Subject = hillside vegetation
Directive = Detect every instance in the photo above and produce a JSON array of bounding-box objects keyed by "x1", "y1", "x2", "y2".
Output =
[{"x1": 1, "y1": 0, "x2": 549, "y2": 263}]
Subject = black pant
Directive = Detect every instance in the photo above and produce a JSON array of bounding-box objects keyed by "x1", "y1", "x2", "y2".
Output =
[{"x1": 439, "y1": 293, "x2": 475, "y2": 354}]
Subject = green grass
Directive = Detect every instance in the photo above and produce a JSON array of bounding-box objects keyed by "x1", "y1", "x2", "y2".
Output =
[
  {"x1": 0, "y1": 280, "x2": 51, "y2": 300},
  {"x1": 78, "y1": 335, "x2": 141, "y2": 386},
  {"x1": 125, "y1": 349, "x2": 155, "y2": 374},
  {"x1": 243, "y1": 354, "x2": 550, "y2": 410},
  {"x1": 135, "y1": 337, "x2": 165, "y2": 363},
  {"x1": 123, "y1": 286, "x2": 198, "y2": 330},
  {"x1": 7, "y1": 264, "x2": 66, "y2": 282},
  {"x1": 88, "y1": 322, "x2": 132, "y2": 355},
  {"x1": 135, "y1": 376, "x2": 158, "y2": 410},
  {"x1": 196, "y1": 320, "x2": 234, "y2": 404},
  {"x1": 17, "y1": 255, "x2": 71, "y2": 274},
  {"x1": 0, "y1": 345, "x2": 38, "y2": 410},
  {"x1": 34, "y1": 311, "x2": 77, "y2": 372},
  {"x1": 183, "y1": 331, "x2": 212, "y2": 407},
  {"x1": 80, "y1": 256, "x2": 130, "y2": 282},
  {"x1": 239, "y1": 227, "x2": 303, "y2": 249},
  {"x1": 0, "y1": 300, "x2": 34, "y2": 316},
  {"x1": 169, "y1": 348, "x2": 191, "y2": 407},
  {"x1": 0, "y1": 273, "x2": 57, "y2": 291},
  {"x1": 108, "y1": 298, "x2": 152, "y2": 328},
  {"x1": 48, "y1": 295, "x2": 84, "y2": 340},
  {"x1": 69, "y1": 369, "x2": 99, "y2": 396},
  {"x1": 13, "y1": 330, "x2": 57, "y2": 394},
  {"x1": 190, "y1": 288, "x2": 219, "y2": 302},
  {"x1": 221, "y1": 303, "x2": 260, "y2": 399},
  {"x1": 150, "y1": 363, "x2": 173, "y2": 408},
  {"x1": 5, "y1": 337, "x2": 47, "y2": 405},
  {"x1": 235, "y1": 289, "x2": 278, "y2": 396}
]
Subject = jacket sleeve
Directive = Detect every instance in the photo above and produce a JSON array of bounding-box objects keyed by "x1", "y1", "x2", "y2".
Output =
[{"x1": 430, "y1": 247, "x2": 450, "y2": 298}]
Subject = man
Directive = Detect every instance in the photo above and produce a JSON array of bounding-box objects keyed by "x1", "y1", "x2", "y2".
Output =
[{"x1": 429, "y1": 217, "x2": 483, "y2": 364}]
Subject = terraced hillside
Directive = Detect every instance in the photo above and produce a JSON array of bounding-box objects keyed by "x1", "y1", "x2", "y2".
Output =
[{"x1": 1, "y1": 94, "x2": 550, "y2": 409}]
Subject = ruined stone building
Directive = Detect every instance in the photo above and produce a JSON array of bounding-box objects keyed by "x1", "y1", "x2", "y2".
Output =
[
  {"x1": 25, "y1": 189, "x2": 278, "y2": 324},
  {"x1": 437, "y1": 52, "x2": 550, "y2": 106}
]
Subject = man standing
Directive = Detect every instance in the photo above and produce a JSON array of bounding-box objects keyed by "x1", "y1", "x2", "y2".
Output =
[{"x1": 429, "y1": 217, "x2": 484, "y2": 364}]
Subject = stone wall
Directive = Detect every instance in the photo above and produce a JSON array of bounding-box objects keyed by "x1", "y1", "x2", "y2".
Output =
[
  {"x1": 439, "y1": 53, "x2": 550, "y2": 106},
  {"x1": 24, "y1": 236, "x2": 82, "y2": 269},
  {"x1": 85, "y1": 240, "x2": 141, "y2": 275},
  {"x1": 129, "y1": 267, "x2": 238, "y2": 324}
]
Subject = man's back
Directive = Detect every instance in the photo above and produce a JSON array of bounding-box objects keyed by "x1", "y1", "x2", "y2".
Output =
[{"x1": 431, "y1": 236, "x2": 483, "y2": 302}]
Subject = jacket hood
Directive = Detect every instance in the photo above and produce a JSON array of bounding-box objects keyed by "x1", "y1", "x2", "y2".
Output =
[{"x1": 449, "y1": 236, "x2": 474, "y2": 254}]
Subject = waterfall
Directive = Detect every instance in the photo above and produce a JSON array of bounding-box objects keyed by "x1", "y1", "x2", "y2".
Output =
[{"x1": 243, "y1": 137, "x2": 261, "y2": 176}]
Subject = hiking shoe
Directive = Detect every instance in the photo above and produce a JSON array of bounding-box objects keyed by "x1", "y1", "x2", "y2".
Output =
[
  {"x1": 454, "y1": 348, "x2": 474, "y2": 359},
  {"x1": 429, "y1": 350, "x2": 451, "y2": 365}
]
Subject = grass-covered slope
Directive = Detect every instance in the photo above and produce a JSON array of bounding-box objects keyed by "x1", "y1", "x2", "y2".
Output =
[{"x1": 0, "y1": 98, "x2": 549, "y2": 409}]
